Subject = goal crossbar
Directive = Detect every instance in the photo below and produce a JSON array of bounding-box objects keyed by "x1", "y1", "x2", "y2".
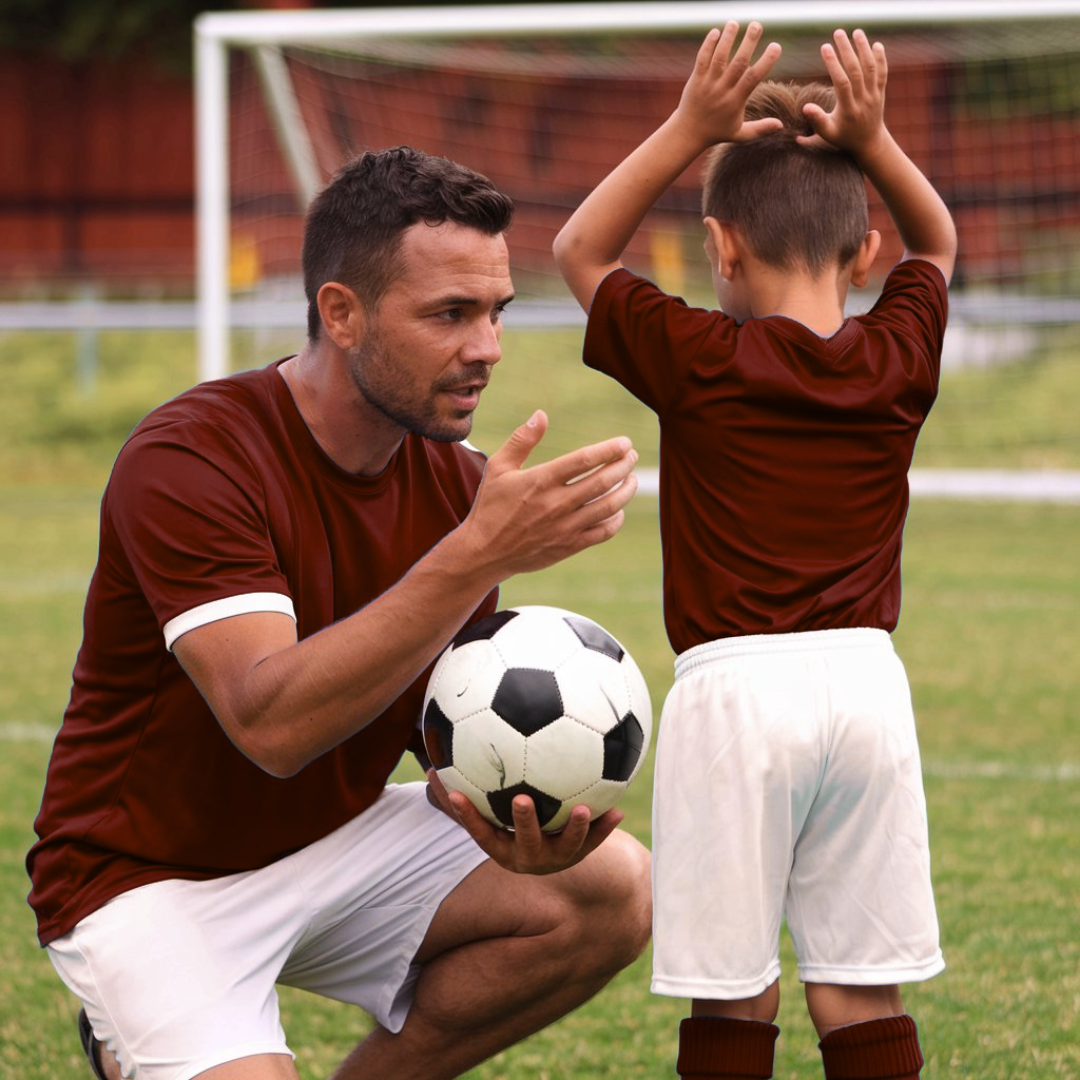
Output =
[{"x1": 194, "y1": 0, "x2": 1080, "y2": 382}]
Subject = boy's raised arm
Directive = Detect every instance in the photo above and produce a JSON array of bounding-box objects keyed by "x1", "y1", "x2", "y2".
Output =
[
  {"x1": 553, "y1": 21, "x2": 782, "y2": 312},
  {"x1": 802, "y1": 29, "x2": 957, "y2": 283}
]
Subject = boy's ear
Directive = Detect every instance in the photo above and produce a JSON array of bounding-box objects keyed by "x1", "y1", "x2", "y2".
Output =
[
  {"x1": 316, "y1": 281, "x2": 366, "y2": 349},
  {"x1": 704, "y1": 216, "x2": 742, "y2": 281},
  {"x1": 850, "y1": 230, "x2": 882, "y2": 288}
]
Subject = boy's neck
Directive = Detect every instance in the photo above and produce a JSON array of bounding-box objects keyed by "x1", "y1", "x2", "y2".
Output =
[{"x1": 739, "y1": 266, "x2": 850, "y2": 337}]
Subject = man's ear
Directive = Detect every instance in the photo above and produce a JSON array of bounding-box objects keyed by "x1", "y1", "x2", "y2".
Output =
[
  {"x1": 316, "y1": 282, "x2": 365, "y2": 349},
  {"x1": 850, "y1": 230, "x2": 882, "y2": 289},
  {"x1": 704, "y1": 216, "x2": 743, "y2": 282}
]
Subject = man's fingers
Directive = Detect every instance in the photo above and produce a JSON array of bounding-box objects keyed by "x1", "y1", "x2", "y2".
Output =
[
  {"x1": 544, "y1": 436, "x2": 635, "y2": 487},
  {"x1": 563, "y1": 450, "x2": 638, "y2": 504},
  {"x1": 489, "y1": 409, "x2": 548, "y2": 474}
]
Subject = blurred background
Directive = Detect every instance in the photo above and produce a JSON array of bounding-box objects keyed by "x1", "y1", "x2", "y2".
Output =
[{"x1": 1, "y1": 4, "x2": 1077, "y2": 1077}]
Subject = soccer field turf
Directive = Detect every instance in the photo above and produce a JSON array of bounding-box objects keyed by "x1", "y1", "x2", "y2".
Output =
[
  {"x1": 1, "y1": 324, "x2": 1076, "y2": 1077},
  {"x1": 1, "y1": 490, "x2": 1076, "y2": 1079}
]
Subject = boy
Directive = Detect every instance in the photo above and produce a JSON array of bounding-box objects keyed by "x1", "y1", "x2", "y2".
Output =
[{"x1": 554, "y1": 22, "x2": 956, "y2": 1080}]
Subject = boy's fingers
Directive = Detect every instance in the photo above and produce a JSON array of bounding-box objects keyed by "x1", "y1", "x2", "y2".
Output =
[
  {"x1": 738, "y1": 117, "x2": 785, "y2": 142},
  {"x1": 746, "y1": 41, "x2": 783, "y2": 85},
  {"x1": 851, "y1": 29, "x2": 882, "y2": 88},
  {"x1": 714, "y1": 20, "x2": 740, "y2": 63},
  {"x1": 695, "y1": 25, "x2": 722, "y2": 73},
  {"x1": 833, "y1": 30, "x2": 863, "y2": 89},
  {"x1": 821, "y1": 42, "x2": 853, "y2": 102},
  {"x1": 873, "y1": 41, "x2": 888, "y2": 88}
]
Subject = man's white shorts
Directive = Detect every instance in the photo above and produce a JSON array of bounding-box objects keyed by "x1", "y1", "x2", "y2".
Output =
[
  {"x1": 651, "y1": 628, "x2": 944, "y2": 1001},
  {"x1": 47, "y1": 782, "x2": 488, "y2": 1080}
]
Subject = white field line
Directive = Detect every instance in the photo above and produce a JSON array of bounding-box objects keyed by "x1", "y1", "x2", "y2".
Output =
[
  {"x1": 632, "y1": 468, "x2": 1080, "y2": 502},
  {"x1": 2, "y1": 721, "x2": 1075, "y2": 783},
  {"x1": 2, "y1": 722, "x2": 57, "y2": 743},
  {"x1": 921, "y1": 759, "x2": 1080, "y2": 782}
]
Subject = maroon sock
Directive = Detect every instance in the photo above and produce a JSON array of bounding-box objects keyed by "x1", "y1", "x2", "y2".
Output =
[
  {"x1": 676, "y1": 1016, "x2": 780, "y2": 1079},
  {"x1": 819, "y1": 1015, "x2": 925, "y2": 1079}
]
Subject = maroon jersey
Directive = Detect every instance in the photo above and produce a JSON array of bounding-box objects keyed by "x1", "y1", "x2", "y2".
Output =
[
  {"x1": 584, "y1": 261, "x2": 947, "y2": 654},
  {"x1": 28, "y1": 361, "x2": 496, "y2": 946}
]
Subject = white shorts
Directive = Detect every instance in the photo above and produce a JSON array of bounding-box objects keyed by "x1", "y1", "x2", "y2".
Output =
[
  {"x1": 47, "y1": 782, "x2": 488, "y2": 1080},
  {"x1": 651, "y1": 628, "x2": 944, "y2": 1001}
]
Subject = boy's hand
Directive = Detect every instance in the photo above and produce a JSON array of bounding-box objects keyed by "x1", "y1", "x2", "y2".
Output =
[
  {"x1": 675, "y1": 21, "x2": 783, "y2": 148},
  {"x1": 801, "y1": 29, "x2": 888, "y2": 155},
  {"x1": 552, "y1": 20, "x2": 782, "y2": 311}
]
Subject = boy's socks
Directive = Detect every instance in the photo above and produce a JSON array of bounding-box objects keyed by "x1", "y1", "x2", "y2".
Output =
[
  {"x1": 676, "y1": 1016, "x2": 781, "y2": 1079},
  {"x1": 818, "y1": 1014, "x2": 924, "y2": 1079}
]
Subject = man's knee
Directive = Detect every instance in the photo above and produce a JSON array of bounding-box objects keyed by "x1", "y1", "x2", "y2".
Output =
[{"x1": 565, "y1": 829, "x2": 652, "y2": 967}]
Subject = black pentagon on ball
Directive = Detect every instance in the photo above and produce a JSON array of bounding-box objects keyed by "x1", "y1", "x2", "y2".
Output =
[
  {"x1": 491, "y1": 667, "x2": 564, "y2": 735},
  {"x1": 423, "y1": 699, "x2": 455, "y2": 769},
  {"x1": 452, "y1": 609, "x2": 519, "y2": 647},
  {"x1": 488, "y1": 782, "x2": 564, "y2": 830},
  {"x1": 602, "y1": 712, "x2": 645, "y2": 782},
  {"x1": 564, "y1": 614, "x2": 624, "y2": 662}
]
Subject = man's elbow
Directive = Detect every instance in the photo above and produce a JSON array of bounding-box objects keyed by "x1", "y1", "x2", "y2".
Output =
[{"x1": 220, "y1": 712, "x2": 312, "y2": 779}]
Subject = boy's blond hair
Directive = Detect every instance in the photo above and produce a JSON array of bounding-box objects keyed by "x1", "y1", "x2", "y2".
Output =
[{"x1": 702, "y1": 81, "x2": 869, "y2": 273}]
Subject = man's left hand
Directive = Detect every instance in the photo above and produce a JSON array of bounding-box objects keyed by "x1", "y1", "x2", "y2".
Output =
[{"x1": 426, "y1": 769, "x2": 624, "y2": 874}]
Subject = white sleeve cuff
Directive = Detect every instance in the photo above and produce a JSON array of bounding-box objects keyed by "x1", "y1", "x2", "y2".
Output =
[{"x1": 164, "y1": 592, "x2": 296, "y2": 651}]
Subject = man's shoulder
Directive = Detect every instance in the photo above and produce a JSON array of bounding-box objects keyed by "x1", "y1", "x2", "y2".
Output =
[{"x1": 126, "y1": 363, "x2": 285, "y2": 453}]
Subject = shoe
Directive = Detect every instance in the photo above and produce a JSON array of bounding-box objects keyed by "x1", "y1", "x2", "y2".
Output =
[{"x1": 77, "y1": 1008, "x2": 108, "y2": 1080}]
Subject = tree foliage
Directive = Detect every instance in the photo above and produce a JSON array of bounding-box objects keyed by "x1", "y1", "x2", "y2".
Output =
[
  {"x1": 0, "y1": 0, "x2": 377, "y2": 71},
  {"x1": 0, "y1": 0, "x2": 625, "y2": 72}
]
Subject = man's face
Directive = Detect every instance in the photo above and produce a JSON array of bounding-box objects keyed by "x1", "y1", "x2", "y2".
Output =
[{"x1": 347, "y1": 220, "x2": 514, "y2": 443}]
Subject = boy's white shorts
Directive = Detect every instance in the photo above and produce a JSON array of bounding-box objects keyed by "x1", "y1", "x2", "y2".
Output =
[
  {"x1": 651, "y1": 628, "x2": 944, "y2": 1001},
  {"x1": 47, "y1": 782, "x2": 488, "y2": 1080}
]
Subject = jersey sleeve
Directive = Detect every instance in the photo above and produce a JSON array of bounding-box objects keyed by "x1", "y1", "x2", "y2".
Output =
[
  {"x1": 583, "y1": 267, "x2": 731, "y2": 416},
  {"x1": 104, "y1": 421, "x2": 295, "y2": 649},
  {"x1": 863, "y1": 260, "x2": 949, "y2": 388}
]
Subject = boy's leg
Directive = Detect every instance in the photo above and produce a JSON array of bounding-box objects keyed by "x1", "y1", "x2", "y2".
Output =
[
  {"x1": 807, "y1": 984, "x2": 924, "y2": 1080},
  {"x1": 675, "y1": 987, "x2": 781, "y2": 1080}
]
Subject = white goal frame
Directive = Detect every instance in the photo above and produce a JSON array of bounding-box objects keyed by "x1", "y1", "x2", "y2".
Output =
[{"x1": 194, "y1": 0, "x2": 1080, "y2": 383}]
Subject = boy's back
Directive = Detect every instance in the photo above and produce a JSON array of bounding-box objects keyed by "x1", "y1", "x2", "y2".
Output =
[{"x1": 584, "y1": 257, "x2": 947, "y2": 650}]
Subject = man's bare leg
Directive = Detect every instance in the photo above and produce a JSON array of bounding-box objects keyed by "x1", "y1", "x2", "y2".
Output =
[{"x1": 332, "y1": 828, "x2": 651, "y2": 1080}]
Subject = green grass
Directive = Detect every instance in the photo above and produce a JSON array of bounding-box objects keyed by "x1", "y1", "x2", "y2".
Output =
[
  {"x1": 2, "y1": 322, "x2": 1079, "y2": 475},
  {"x1": 1, "y1": 326, "x2": 1078, "y2": 1078}
]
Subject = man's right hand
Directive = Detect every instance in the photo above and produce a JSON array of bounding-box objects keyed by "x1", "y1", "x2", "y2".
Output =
[{"x1": 460, "y1": 409, "x2": 639, "y2": 580}]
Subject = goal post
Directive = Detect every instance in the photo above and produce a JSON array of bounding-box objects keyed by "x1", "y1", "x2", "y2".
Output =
[{"x1": 194, "y1": 0, "x2": 1080, "y2": 471}]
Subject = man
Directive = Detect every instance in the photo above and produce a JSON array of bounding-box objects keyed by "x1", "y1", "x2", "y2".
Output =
[{"x1": 28, "y1": 146, "x2": 650, "y2": 1080}]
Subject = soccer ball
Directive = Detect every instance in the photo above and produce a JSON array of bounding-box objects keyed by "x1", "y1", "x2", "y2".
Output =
[{"x1": 422, "y1": 605, "x2": 652, "y2": 833}]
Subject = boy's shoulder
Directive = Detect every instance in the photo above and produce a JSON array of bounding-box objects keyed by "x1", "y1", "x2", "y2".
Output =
[{"x1": 871, "y1": 258, "x2": 949, "y2": 301}]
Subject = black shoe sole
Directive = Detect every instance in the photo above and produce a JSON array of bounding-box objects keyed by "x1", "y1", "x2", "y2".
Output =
[{"x1": 77, "y1": 1008, "x2": 108, "y2": 1080}]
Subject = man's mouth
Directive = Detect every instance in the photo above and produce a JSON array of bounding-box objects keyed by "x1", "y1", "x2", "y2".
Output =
[{"x1": 443, "y1": 382, "x2": 488, "y2": 409}]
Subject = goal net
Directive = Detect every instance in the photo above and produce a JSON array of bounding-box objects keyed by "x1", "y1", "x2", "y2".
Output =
[{"x1": 196, "y1": 2, "x2": 1080, "y2": 473}]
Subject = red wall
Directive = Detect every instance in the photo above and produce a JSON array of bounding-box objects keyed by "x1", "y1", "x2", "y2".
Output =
[
  {"x1": 0, "y1": 56, "x2": 194, "y2": 290},
  {"x1": 2, "y1": 47, "x2": 1078, "y2": 295}
]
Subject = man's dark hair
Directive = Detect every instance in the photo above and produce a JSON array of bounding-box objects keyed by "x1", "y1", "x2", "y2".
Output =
[
  {"x1": 302, "y1": 146, "x2": 515, "y2": 340},
  {"x1": 702, "y1": 82, "x2": 868, "y2": 274}
]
